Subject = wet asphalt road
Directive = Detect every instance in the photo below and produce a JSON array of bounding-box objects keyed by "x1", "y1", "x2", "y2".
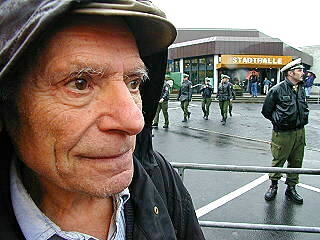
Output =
[{"x1": 151, "y1": 101, "x2": 320, "y2": 240}]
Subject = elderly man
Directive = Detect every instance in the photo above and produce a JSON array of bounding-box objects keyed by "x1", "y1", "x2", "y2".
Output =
[
  {"x1": 262, "y1": 58, "x2": 309, "y2": 204},
  {"x1": 0, "y1": 1, "x2": 204, "y2": 239}
]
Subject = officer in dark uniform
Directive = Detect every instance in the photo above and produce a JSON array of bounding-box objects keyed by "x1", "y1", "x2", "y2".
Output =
[
  {"x1": 262, "y1": 58, "x2": 309, "y2": 204},
  {"x1": 217, "y1": 74, "x2": 233, "y2": 125},
  {"x1": 153, "y1": 78, "x2": 170, "y2": 128},
  {"x1": 177, "y1": 74, "x2": 192, "y2": 122},
  {"x1": 200, "y1": 77, "x2": 214, "y2": 120}
]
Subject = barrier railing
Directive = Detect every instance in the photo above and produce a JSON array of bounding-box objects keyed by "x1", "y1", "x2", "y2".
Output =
[
  {"x1": 314, "y1": 85, "x2": 320, "y2": 104},
  {"x1": 171, "y1": 162, "x2": 320, "y2": 234}
]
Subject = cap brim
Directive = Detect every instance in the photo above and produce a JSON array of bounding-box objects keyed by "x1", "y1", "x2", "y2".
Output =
[{"x1": 75, "y1": 8, "x2": 177, "y2": 57}]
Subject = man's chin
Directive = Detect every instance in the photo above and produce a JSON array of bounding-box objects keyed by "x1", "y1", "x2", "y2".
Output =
[{"x1": 82, "y1": 170, "x2": 133, "y2": 198}]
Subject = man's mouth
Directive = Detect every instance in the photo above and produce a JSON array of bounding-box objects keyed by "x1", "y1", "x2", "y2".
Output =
[{"x1": 77, "y1": 148, "x2": 132, "y2": 161}]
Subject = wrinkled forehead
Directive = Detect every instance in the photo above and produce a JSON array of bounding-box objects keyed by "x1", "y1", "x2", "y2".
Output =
[
  {"x1": 34, "y1": 15, "x2": 141, "y2": 69},
  {"x1": 47, "y1": 16, "x2": 136, "y2": 47}
]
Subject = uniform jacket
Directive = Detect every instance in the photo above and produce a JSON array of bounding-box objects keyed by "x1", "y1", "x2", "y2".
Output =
[
  {"x1": 177, "y1": 80, "x2": 192, "y2": 102},
  {"x1": 261, "y1": 78, "x2": 309, "y2": 132},
  {"x1": 200, "y1": 84, "x2": 214, "y2": 98},
  {"x1": 217, "y1": 82, "x2": 232, "y2": 101},
  {"x1": 160, "y1": 82, "x2": 170, "y2": 101}
]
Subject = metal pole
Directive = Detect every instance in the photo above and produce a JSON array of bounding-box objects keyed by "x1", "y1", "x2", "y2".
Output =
[
  {"x1": 199, "y1": 221, "x2": 320, "y2": 233},
  {"x1": 171, "y1": 162, "x2": 320, "y2": 175}
]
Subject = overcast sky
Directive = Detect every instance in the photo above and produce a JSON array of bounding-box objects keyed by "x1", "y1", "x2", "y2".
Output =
[{"x1": 152, "y1": 0, "x2": 318, "y2": 49}]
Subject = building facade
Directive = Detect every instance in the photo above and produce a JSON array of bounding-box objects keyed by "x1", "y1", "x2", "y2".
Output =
[{"x1": 168, "y1": 29, "x2": 313, "y2": 94}]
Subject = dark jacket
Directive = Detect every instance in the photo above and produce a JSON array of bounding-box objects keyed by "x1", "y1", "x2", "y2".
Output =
[
  {"x1": 200, "y1": 84, "x2": 214, "y2": 98},
  {"x1": 304, "y1": 75, "x2": 315, "y2": 88},
  {"x1": 261, "y1": 78, "x2": 309, "y2": 132},
  {"x1": 249, "y1": 74, "x2": 258, "y2": 83},
  {"x1": 160, "y1": 82, "x2": 170, "y2": 101},
  {"x1": 0, "y1": 129, "x2": 204, "y2": 240},
  {"x1": 177, "y1": 80, "x2": 192, "y2": 102},
  {"x1": 217, "y1": 82, "x2": 232, "y2": 101}
]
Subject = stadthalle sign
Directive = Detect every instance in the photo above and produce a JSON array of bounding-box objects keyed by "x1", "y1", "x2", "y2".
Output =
[{"x1": 220, "y1": 55, "x2": 293, "y2": 68}]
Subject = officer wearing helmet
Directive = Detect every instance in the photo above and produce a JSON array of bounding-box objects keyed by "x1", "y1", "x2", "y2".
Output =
[
  {"x1": 262, "y1": 58, "x2": 309, "y2": 204},
  {"x1": 0, "y1": 1, "x2": 204, "y2": 239}
]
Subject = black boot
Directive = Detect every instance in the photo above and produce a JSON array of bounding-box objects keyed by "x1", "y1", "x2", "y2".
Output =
[
  {"x1": 264, "y1": 182, "x2": 278, "y2": 201},
  {"x1": 187, "y1": 111, "x2": 191, "y2": 119},
  {"x1": 285, "y1": 186, "x2": 303, "y2": 204},
  {"x1": 182, "y1": 117, "x2": 187, "y2": 122}
]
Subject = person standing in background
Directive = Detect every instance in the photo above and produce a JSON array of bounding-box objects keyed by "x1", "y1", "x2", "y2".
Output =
[
  {"x1": 250, "y1": 71, "x2": 258, "y2": 97},
  {"x1": 177, "y1": 74, "x2": 192, "y2": 122},
  {"x1": 263, "y1": 77, "x2": 272, "y2": 95},
  {"x1": 200, "y1": 77, "x2": 214, "y2": 120},
  {"x1": 304, "y1": 71, "x2": 316, "y2": 98}
]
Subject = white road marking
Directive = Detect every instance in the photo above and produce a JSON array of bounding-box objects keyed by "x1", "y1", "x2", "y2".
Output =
[
  {"x1": 196, "y1": 174, "x2": 320, "y2": 218},
  {"x1": 298, "y1": 183, "x2": 320, "y2": 193},
  {"x1": 280, "y1": 178, "x2": 320, "y2": 193},
  {"x1": 196, "y1": 174, "x2": 269, "y2": 218}
]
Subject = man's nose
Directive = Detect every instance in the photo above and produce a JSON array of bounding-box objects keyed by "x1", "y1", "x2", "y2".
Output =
[{"x1": 96, "y1": 81, "x2": 144, "y2": 135}]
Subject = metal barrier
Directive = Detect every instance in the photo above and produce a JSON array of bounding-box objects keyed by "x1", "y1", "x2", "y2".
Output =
[
  {"x1": 314, "y1": 85, "x2": 320, "y2": 104},
  {"x1": 171, "y1": 162, "x2": 320, "y2": 234}
]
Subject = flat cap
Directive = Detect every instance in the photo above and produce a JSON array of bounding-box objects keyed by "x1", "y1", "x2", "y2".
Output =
[
  {"x1": 280, "y1": 58, "x2": 305, "y2": 73},
  {"x1": 0, "y1": 0, "x2": 177, "y2": 82}
]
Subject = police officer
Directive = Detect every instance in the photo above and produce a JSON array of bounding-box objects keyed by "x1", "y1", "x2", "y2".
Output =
[
  {"x1": 217, "y1": 74, "x2": 233, "y2": 125},
  {"x1": 200, "y1": 77, "x2": 214, "y2": 120},
  {"x1": 177, "y1": 74, "x2": 192, "y2": 122},
  {"x1": 262, "y1": 58, "x2": 309, "y2": 204},
  {"x1": 153, "y1": 78, "x2": 170, "y2": 128}
]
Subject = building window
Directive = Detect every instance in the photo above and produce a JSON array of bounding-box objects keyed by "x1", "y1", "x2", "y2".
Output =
[
  {"x1": 174, "y1": 60, "x2": 180, "y2": 72},
  {"x1": 198, "y1": 57, "x2": 206, "y2": 85},
  {"x1": 206, "y1": 56, "x2": 214, "y2": 70},
  {"x1": 184, "y1": 59, "x2": 191, "y2": 73}
]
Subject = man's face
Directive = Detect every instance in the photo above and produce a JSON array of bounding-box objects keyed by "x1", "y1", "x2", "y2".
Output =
[
  {"x1": 12, "y1": 18, "x2": 145, "y2": 198},
  {"x1": 288, "y1": 68, "x2": 304, "y2": 84}
]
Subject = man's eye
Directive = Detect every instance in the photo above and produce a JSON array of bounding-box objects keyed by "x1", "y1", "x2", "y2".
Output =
[
  {"x1": 66, "y1": 79, "x2": 90, "y2": 91},
  {"x1": 127, "y1": 79, "x2": 141, "y2": 91}
]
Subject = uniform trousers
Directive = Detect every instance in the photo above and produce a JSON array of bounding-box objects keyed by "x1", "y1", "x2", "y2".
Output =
[
  {"x1": 153, "y1": 101, "x2": 169, "y2": 126},
  {"x1": 180, "y1": 100, "x2": 190, "y2": 119},
  {"x1": 269, "y1": 128, "x2": 305, "y2": 186},
  {"x1": 219, "y1": 100, "x2": 230, "y2": 120},
  {"x1": 201, "y1": 97, "x2": 212, "y2": 117}
]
